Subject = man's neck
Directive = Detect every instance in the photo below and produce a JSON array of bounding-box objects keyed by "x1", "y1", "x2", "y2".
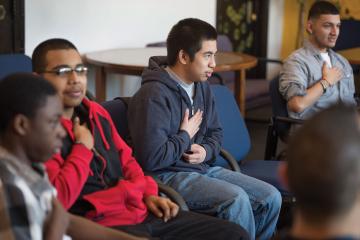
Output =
[
  {"x1": 63, "y1": 107, "x2": 74, "y2": 119},
  {"x1": 0, "y1": 135, "x2": 31, "y2": 167},
  {"x1": 309, "y1": 38, "x2": 328, "y2": 53},
  {"x1": 168, "y1": 65, "x2": 193, "y2": 85},
  {"x1": 291, "y1": 204, "x2": 360, "y2": 239}
]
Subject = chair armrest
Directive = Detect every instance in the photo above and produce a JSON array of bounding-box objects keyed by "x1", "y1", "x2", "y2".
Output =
[
  {"x1": 154, "y1": 178, "x2": 189, "y2": 211},
  {"x1": 264, "y1": 116, "x2": 305, "y2": 160},
  {"x1": 219, "y1": 148, "x2": 241, "y2": 172},
  {"x1": 274, "y1": 116, "x2": 304, "y2": 125}
]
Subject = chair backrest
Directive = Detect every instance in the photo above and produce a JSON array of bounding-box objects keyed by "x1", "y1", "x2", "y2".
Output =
[
  {"x1": 211, "y1": 84, "x2": 251, "y2": 166},
  {"x1": 269, "y1": 77, "x2": 291, "y2": 139},
  {"x1": 146, "y1": 41, "x2": 166, "y2": 47},
  {"x1": 0, "y1": 54, "x2": 32, "y2": 79},
  {"x1": 101, "y1": 97, "x2": 131, "y2": 143}
]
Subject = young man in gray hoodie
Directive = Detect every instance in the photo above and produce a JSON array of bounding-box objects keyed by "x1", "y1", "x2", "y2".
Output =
[{"x1": 128, "y1": 18, "x2": 281, "y2": 240}]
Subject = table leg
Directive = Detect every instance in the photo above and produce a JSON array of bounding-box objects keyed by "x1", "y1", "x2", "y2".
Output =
[
  {"x1": 95, "y1": 66, "x2": 106, "y2": 102},
  {"x1": 234, "y1": 70, "x2": 246, "y2": 116}
]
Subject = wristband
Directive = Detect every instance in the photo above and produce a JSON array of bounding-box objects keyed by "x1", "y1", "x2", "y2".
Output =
[{"x1": 320, "y1": 79, "x2": 329, "y2": 93}]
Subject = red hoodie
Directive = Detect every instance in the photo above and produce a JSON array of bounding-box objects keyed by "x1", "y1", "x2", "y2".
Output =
[{"x1": 45, "y1": 98, "x2": 158, "y2": 227}]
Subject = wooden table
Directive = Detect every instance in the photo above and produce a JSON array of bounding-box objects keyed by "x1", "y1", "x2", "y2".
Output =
[
  {"x1": 337, "y1": 47, "x2": 360, "y2": 65},
  {"x1": 85, "y1": 47, "x2": 257, "y2": 114}
]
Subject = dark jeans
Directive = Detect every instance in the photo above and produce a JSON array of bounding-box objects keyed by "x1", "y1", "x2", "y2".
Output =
[{"x1": 114, "y1": 210, "x2": 249, "y2": 240}]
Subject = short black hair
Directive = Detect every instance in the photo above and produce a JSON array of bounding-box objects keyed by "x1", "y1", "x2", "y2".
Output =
[
  {"x1": 308, "y1": 1, "x2": 339, "y2": 20},
  {"x1": 32, "y1": 38, "x2": 78, "y2": 73},
  {"x1": 0, "y1": 73, "x2": 57, "y2": 134},
  {"x1": 166, "y1": 18, "x2": 217, "y2": 66},
  {"x1": 287, "y1": 105, "x2": 360, "y2": 223}
]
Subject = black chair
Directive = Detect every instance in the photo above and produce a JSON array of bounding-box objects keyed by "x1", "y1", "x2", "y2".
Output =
[
  {"x1": 101, "y1": 98, "x2": 189, "y2": 210},
  {"x1": 264, "y1": 78, "x2": 304, "y2": 160}
]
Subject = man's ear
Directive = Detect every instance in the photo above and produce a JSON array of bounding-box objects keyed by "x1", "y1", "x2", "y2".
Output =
[
  {"x1": 278, "y1": 162, "x2": 290, "y2": 190},
  {"x1": 306, "y1": 20, "x2": 313, "y2": 35},
  {"x1": 178, "y1": 49, "x2": 189, "y2": 65},
  {"x1": 12, "y1": 114, "x2": 30, "y2": 136}
]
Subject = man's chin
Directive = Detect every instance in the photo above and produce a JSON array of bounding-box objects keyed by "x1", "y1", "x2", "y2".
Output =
[
  {"x1": 327, "y1": 42, "x2": 337, "y2": 48},
  {"x1": 64, "y1": 99, "x2": 83, "y2": 108}
]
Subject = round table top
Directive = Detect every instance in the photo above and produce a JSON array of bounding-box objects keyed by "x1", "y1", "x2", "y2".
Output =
[{"x1": 85, "y1": 47, "x2": 257, "y2": 75}]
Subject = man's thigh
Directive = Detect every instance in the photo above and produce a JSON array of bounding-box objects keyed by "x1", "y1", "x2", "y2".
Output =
[
  {"x1": 114, "y1": 211, "x2": 249, "y2": 240},
  {"x1": 205, "y1": 166, "x2": 279, "y2": 201},
  {"x1": 147, "y1": 211, "x2": 250, "y2": 240},
  {"x1": 158, "y1": 170, "x2": 249, "y2": 210}
]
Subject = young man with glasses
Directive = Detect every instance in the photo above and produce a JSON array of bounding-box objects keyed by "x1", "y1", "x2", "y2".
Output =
[{"x1": 32, "y1": 38, "x2": 249, "y2": 239}]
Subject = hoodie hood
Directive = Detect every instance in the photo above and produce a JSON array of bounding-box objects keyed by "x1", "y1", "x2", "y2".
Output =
[{"x1": 142, "y1": 56, "x2": 182, "y2": 92}]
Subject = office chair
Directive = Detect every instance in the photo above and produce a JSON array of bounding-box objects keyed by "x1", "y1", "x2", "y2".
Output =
[
  {"x1": 101, "y1": 98, "x2": 189, "y2": 210},
  {"x1": 264, "y1": 78, "x2": 304, "y2": 160},
  {"x1": 210, "y1": 84, "x2": 291, "y2": 198}
]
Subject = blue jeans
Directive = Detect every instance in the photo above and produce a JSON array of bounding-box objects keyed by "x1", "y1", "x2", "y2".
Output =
[{"x1": 158, "y1": 166, "x2": 281, "y2": 240}]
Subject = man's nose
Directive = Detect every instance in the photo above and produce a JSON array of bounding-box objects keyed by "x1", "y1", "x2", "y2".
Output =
[
  {"x1": 209, "y1": 55, "x2": 216, "y2": 68},
  {"x1": 330, "y1": 26, "x2": 338, "y2": 35},
  {"x1": 68, "y1": 70, "x2": 80, "y2": 83}
]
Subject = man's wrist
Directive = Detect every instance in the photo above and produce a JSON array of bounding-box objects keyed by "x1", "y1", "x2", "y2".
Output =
[
  {"x1": 74, "y1": 140, "x2": 90, "y2": 149},
  {"x1": 320, "y1": 79, "x2": 329, "y2": 93}
]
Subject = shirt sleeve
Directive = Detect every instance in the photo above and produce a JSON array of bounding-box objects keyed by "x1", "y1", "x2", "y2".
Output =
[
  {"x1": 279, "y1": 57, "x2": 310, "y2": 101},
  {"x1": 45, "y1": 144, "x2": 94, "y2": 209},
  {"x1": 0, "y1": 180, "x2": 35, "y2": 240}
]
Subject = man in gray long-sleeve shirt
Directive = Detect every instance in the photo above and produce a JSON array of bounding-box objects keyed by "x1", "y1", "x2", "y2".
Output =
[{"x1": 279, "y1": 1, "x2": 356, "y2": 120}]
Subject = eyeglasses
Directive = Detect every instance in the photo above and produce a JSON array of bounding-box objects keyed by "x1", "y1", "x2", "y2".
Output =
[{"x1": 42, "y1": 65, "x2": 88, "y2": 77}]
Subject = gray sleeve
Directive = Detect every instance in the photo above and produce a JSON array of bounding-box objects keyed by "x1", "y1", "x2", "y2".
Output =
[{"x1": 279, "y1": 57, "x2": 310, "y2": 101}]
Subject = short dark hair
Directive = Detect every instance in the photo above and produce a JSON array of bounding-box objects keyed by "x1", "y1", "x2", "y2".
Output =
[
  {"x1": 166, "y1": 18, "x2": 217, "y2": 66},
  {"x1": 287, "y1": 105, "x2": 360, "y2": 223},
  {"x1": 32, "y1": 38, "x2": 78, "y2": 73},
  {"x1": 0, "y1": 73, "x2": 57, "y2": 134},
  {"x1": 308, "y1": 1, "x2": 339, "y2": 20}
]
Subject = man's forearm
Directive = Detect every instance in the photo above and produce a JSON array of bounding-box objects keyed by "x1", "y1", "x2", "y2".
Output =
[{"x1": 287, "y1": 81, "x2": 324, "y2": 113}]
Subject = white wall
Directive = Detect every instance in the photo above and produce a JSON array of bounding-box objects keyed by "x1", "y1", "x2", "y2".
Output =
[
  {"x1": 25, "y1": 0, "x2": 283, "y2": 99},
  {"x1": 25, "y1": 0, "x2": 217, "y2": 54},
  {"x1": 26, "y1": 0, "x2": 216, "y2": 99},
  {"x1": 267, "y1": 0, "x2": 284, "y2": 79}
]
